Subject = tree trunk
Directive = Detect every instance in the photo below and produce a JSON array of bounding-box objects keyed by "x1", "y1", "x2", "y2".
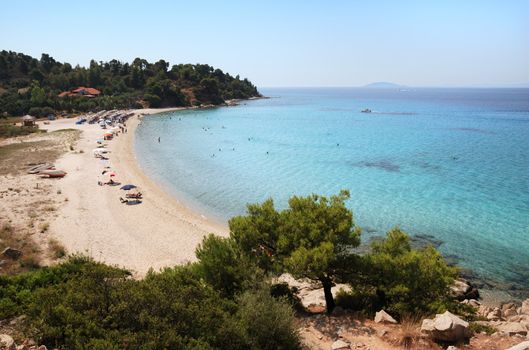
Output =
[{"x1": 320, "y1": 276, "x2": 335, "y2": 314}]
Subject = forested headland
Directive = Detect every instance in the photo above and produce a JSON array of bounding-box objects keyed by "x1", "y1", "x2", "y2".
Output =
[{"x1": 0, "y1": 51, "x2": 260, "y2": 117}]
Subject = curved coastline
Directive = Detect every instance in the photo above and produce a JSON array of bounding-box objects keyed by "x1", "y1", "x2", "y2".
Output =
[{"x1": 48, "y1": 108, "x2": 228, "y2": 276}]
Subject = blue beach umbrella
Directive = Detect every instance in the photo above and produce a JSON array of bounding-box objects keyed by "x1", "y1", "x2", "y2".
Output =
[{"x1": 120, "y1": 184, "x2": 137, "y2": 190}]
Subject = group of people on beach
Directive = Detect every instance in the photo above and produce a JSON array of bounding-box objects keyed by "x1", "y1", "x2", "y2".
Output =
[{"x1": 85, "y1": 111, "x2": 143, "y2": 205}]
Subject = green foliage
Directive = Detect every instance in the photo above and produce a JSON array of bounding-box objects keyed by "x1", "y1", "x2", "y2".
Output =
[
  {"x1": 195, "y1": 234, "x2": 262, "y2": 298},
  {"x1": 229, "y1": 190, "x2": 361, "y2": 313},
  {"x1": 235, "y1": 287, "x2": 301, "y2": 350},
  {"x1": 195, "y1": 77, "x2": 223, "y2": 104},
  {"x1": 469, "y1": 322, "x2": 496, "y2": 335},
  {"x1": 354, "y1": 228, "x2": 458, "y2": 317},
  {"x1": 0, "y1": 122, "x2": 43, "y2": 138},
  {"x1": 0, "y1": 256, "x2": 301, "y2": 350},
  {"x1": 0, "y1": 50, "x2": 260, "y2": 116},
  {"x1": 29, "y1": 82, "x2": 46, "y2": 107},
  {"x1": 0, "y1": 255, "x2": 129, "y2": 319},
  {"x1": 334, "y1": 287, "x2": 378, "y2": 314}
]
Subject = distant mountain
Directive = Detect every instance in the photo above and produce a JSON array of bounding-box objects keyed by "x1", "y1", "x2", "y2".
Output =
[{"x1": 363, "y1": 82, "x2": 404, "y2": 89}]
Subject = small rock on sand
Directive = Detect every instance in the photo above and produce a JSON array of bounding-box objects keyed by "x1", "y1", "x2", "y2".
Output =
[
  {"x1": 374, "y1": 310, "x2": 397, "y2": 324},
  {"x1": 331, "y1": 339, "x2": 350, "y2": 349}
]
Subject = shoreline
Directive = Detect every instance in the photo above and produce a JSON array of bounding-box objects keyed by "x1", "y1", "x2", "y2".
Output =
[
  {"x1": 47, "y1": 108, "x2": 228, "y2": 276},
  {"x1": 33, "y1": 105, "x2": 520, "y2": 304}
]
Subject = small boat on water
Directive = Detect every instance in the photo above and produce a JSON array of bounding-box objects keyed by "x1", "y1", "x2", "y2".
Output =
[
  {"x1": 361, "y1": 108, "x2": 372, "y2": 113},
  {"x1": 39, "y1": 170, "x2": 67, "y2": 178}
]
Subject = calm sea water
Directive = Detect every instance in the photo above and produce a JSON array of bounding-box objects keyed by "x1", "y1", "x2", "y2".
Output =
[{"x1": 135, "y1": 88, "x2": 529, "y2": 297}]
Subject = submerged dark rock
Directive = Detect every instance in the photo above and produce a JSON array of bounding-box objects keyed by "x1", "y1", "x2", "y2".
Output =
[{"x1": 354, "y1": 160, "x2": 400, "y2": 172}]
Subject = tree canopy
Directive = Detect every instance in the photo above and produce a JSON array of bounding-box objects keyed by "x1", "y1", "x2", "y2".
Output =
[{"x1": 229, "y1": 190, "x2": 361, "y2": 313}]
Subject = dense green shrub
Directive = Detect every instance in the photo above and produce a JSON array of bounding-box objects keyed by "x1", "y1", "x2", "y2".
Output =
[
  {"x1": 235, "y1": 287, "x2": 301, "y2": 350},
  {"x1": 195, "y1": 234, "x2": 261, "y2": 298},
  {"x1": 0, "y1": 123, "x2": 43, "y2": 137},
  {"x1": 346, "y1": 228, "x2": 458, "y2": 318},
  {"x1": 0, "y1": 256, "x2": 301, "y2": 350}
]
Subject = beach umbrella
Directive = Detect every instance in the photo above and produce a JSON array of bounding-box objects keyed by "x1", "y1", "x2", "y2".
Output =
[{"x1": 120, "y1": 184, "x2": 137, "y2": 190}]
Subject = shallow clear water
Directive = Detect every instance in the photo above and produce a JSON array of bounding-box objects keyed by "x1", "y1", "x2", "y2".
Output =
[{"x1": 136, "y1": 88, "x2": 529, "y2": 296}]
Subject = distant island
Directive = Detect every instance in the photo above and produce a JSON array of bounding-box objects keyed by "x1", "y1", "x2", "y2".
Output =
[
  {"x1": 0, "y1": 51, "x2": 261, "y2": 117},
  {"x1": 363, "y1": 82, "x2": 405, "y2": 89}
]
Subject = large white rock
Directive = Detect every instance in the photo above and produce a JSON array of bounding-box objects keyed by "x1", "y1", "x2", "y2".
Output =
[
  {"x1": 420, "y1": 311, "x2": 470, "y2": 342},
  {"x1": 506, "y1": 340, "x2": 529, "y2": 350},
  {"x1": 496, "y1": 322, "x2": 528, "y2": 336},
  {"x1": 0, "y1": 334, "x2": 16, "y2": 350},
  {"x1": 331, "y1": 339, "x2": 350, "y2": 349},
  {"x1": 374, "y1": 310, "x2": 397, "y2": 324}
]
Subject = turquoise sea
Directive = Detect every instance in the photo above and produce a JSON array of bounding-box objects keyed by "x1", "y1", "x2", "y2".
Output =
[{"x1": 135, "y1": 88, "x2": 529, "y2": 298}]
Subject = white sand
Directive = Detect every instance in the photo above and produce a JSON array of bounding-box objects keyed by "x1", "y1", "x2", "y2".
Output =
[{"x1": 46, "y1": 109, "x2": 228, "y2": 275}]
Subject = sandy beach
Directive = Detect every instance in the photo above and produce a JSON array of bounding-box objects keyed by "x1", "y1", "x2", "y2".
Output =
[{"x1": 46, "y1": 109, "x2": 228, "y2": 275}]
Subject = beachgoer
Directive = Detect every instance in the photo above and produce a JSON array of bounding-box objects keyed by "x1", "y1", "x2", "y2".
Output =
[{"x1": 158, "y1": 137, "x2": 160, "y2": 143}]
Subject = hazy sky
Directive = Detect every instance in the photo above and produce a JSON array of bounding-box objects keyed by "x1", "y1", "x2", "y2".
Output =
[{"x1": 1, "y1": 0, "x2": 528, "y2": 87}]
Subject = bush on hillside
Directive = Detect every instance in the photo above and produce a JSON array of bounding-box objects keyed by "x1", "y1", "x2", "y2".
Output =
[
  {"x1": 195, "y1": 234, "x2": 262, "y2": 298},
  {"x1": 344, "y1": 227, "x2": 458, "y2": 318},
  {"x1": 0, "y1": 256, "x2": 301, "y2": 350}
]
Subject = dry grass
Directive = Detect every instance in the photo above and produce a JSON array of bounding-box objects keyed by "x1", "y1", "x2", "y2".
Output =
[
  {"x1": 0, "y1": 128, "x2": 80, "y2": 275},
  {"x1": 39, "y1": 222, "x2": 50, "y2": 233},
  {"x1": 0, "y1": 222, "x2": 42, "y2": 274},
  {"x1": 390, "y1": 315, "x2": 438, "y2": 350},
  {"x1": 0, "y1": 129, "x2": 80, "y2": 175},
  {"x1": 0, "y1": 222, "x2": 15, "y2": 241},
  {"x1": 48, "y1": 238, "x2": 66, "y2": 259}
]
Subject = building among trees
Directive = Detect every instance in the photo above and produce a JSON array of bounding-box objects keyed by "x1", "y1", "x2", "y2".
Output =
[{"x1": 58, "y1": 87, "x2": 101, "y2": 98}]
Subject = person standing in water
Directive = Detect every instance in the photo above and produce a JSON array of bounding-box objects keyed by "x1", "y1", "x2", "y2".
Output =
[{"x1": 158, "y1": 137, "x2": 160, "y2": 143}]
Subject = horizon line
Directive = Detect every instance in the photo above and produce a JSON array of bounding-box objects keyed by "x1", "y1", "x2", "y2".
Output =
[{"x1": 258, "y1": 85, "x2": 529, "y2": 89}]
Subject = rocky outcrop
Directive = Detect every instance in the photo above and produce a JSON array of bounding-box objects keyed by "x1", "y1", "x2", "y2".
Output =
[
  {"x1": 374, "y1": 310, "x2": 397, "y2": 324},
  {"x1": 522, "y1": 299, "x2": 529, "y2": 315},
  {"x1": 477, "y1": 298, "x2": 529, "y2": 323},
  {"x1": 495, "y1": 322, "x2": 528, "y2": 336},
  {"x1": 421, "y1": 311, "x2": 470, "y2": 343},
  {"x1": 486, "y1": 307, "x2": 502, "y2": 321},
  {"x1": 450, "y1": 279, "x2": 479, "y2": 301},
  {"x1": 470, "y1": 297, "x2": 529, "y2": 340},
  {"x1": 0, "y1": 335, "x2": 46, "y2": 350}
]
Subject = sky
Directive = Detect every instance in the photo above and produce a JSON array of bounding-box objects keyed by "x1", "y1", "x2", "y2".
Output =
[{"x1": 1, "y1": 0, "x2": 528, "y2": 87}]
